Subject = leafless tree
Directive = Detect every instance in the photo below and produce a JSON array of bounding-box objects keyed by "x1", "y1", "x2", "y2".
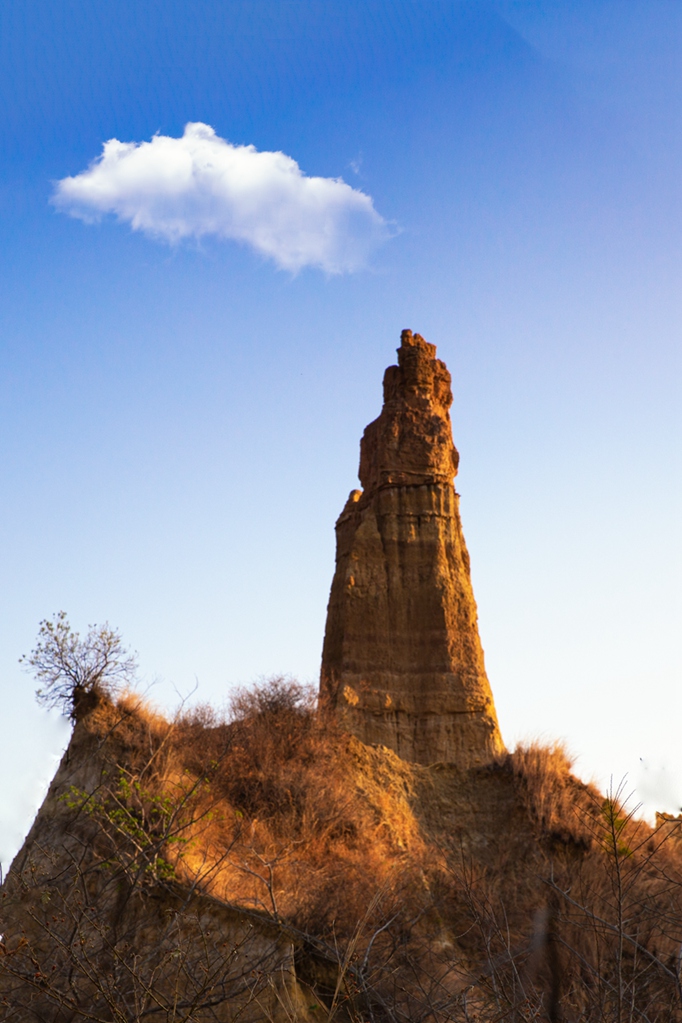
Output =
[{"x1": 21, "y1": 611, "x2": 138, "y2": 719}]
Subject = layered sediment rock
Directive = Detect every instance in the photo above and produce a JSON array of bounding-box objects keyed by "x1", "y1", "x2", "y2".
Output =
[{"x1": 321, "y1": 330, "x2": 504, "y2": 767}]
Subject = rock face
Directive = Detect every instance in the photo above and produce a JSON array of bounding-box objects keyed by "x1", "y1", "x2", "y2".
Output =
[{"x1": 320, "y1": 330, "x2": 504, "y2": 767}]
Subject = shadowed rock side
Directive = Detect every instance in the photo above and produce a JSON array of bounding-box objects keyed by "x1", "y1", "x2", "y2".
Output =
[{"x1": 321, "y1": 330, "x2": 504, "y2": 767}]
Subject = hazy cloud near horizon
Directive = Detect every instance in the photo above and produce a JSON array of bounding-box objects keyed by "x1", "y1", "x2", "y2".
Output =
[{"x1": 53, "y1": 123, "x2": 391, "y2": 272}]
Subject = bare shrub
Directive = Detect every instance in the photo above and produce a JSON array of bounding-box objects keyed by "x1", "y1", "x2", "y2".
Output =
[
  {"x1": 230, "y1": 675, "x2": 316, "y2": 720},
  {"x1": 21, "y1": 611, "x2": 137, "y2": 720}
]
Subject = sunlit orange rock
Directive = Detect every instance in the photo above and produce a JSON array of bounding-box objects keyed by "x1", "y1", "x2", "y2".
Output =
[{"x1": 321, "y1": 330, "x2": 504, "y2": 767}]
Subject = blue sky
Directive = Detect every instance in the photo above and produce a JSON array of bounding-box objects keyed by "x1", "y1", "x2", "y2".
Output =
[{"x1": 1, "y1": 0, "x2": 681, "y2": 865}]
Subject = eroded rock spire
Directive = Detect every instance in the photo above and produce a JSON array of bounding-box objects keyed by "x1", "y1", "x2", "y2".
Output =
[{"x1": 320, "y1": 330, "x2": 504, "y2": 767}]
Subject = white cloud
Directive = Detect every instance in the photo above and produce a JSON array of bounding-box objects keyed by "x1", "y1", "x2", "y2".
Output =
[{"x1": 52, "y1": 123, "x2": 392, "y2": 273}]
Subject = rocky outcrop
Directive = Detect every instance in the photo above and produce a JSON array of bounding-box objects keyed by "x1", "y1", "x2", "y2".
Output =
[{"x1": 320, "y1": 330, "x2": 504, "y2": 767}]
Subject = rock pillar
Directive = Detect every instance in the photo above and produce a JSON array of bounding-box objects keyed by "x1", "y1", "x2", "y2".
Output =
[{"x1": 320, "y1": 330, "x2": 504, "y2": 767}]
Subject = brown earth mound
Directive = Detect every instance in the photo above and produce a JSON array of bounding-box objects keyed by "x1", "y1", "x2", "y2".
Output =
[{"x1": 3, "y1": 684, "x2": 682, "y2": 1022}]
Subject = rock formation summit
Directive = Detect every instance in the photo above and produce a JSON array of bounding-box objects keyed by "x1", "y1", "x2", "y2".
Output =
[{"x1": 321, "y1": 330, "x2": 504, "y2": 767}]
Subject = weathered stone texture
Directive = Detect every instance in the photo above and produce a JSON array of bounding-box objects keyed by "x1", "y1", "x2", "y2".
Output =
[{"x1": 321, "y1": 330, "x2": 504, "y2": 767}]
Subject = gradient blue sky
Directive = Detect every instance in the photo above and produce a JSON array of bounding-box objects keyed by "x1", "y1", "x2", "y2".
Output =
[{"x1": 1, "y1": 0, "x2": 681, "y2": 866}]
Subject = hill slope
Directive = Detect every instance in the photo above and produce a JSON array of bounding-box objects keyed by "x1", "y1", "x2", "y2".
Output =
[{"x1": 2, "y1": 683, "x2": 682, "y2": 1022}]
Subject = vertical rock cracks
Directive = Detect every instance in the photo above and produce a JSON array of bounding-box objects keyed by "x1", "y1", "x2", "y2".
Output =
[{"x1": 321, "y1": 330, "x2": 504, "y2": 767}]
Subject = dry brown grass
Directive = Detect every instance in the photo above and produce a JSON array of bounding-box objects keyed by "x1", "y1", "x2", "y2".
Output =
[
  {"x1": 84, "y1": 679, "x2": 431, "y2": 946},
  {"x1": 11, "y1": 682, "x2": 682, "y2": 1022},
  {"x1": 505, "y1": 739, "x2": 597, "y2": 847}
]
